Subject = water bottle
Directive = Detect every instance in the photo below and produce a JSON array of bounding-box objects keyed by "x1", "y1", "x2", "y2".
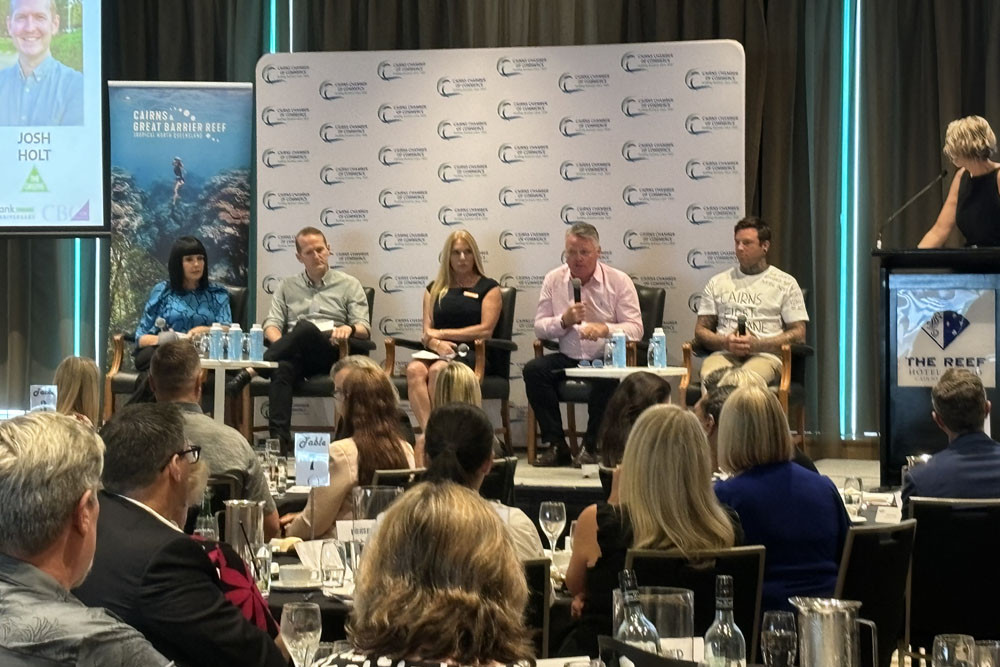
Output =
[
  {"x1": 612, "y1": 331, "x2": 627, "y2": 368},
  {"x1": 704, "y1": 574, "x2": 746, "y2": 667},
  {"x1": 227, "y1": 324, "x2": 244, "y2": 361},
  {"x1": 249, "y1": 324, "x2": 264, "y2": 361},
  {"x1": 652, "y1": 327, "x2": 667, "y2": 368},
  {"x1": 615, "y1": 569, "x2": 661, "y2": 655},
  {"x1": 208, "y1": 323, "x2": 224, "y2": 360}
]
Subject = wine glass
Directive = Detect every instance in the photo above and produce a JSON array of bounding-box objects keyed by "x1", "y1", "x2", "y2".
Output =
[
  {"x1": 538, "y1": 501, "x2": 567, "y2": 553},
  {"x1": 280, "y1": 602, "x2": 322, "y2": 667},
  {"x1": 760, "y1": 611, "x2": 797, "y2": 667},
  {"x1": 843, "y1": 476, "x2": 864, "y2": 516},
  {"x1": 320, "y1": 539, "x2": 347, "y2": 596},
  {"x1": 933, "y1": 634, "x2": 976, "y2": 667}
]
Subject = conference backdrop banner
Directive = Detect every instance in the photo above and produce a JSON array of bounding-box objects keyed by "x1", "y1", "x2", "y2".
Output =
[
  {"x1": 255, "y1": 41, "x2": 745, "y2": 437},
  {"x1": 108, "y1": 82, "x2": 252, "y2": 341}
]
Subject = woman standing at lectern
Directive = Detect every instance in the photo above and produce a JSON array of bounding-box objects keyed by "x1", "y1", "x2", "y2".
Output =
[{"x1": 919, "y1": 116, "x2": 1000, "y2": 248}]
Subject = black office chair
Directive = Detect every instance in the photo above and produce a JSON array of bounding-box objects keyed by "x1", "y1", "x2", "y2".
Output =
[
  {"x1": 239, "y1": 287, "x2": 376, "y2": 441},
  {"x1": 835, "y1": 520, "x2": 916, "y2": 667},
  {"x1": 907, "y1": 497, "x2": 1000, "y2": 653},
  {"x1": 384, "y1": 286, "x2": 518, "y2": 453},
  {"x1": 626, "y1": 546, "x2": 766, "y2": 661},
  {"x1": 479, "y1": 456, "x2": 517, "y2": 505},
  {"x1": 525, "y1": 284, "x2": 664, "y2": 463},
  {"x1": 523, "y1": 557, "x2": 552, "y2": 658},
  {"x1": 104, "y1": 285, "x2": 249, "y2": 422},
  {"x1": 371, "y1": 467, "x2": 425, "y2": 490}
]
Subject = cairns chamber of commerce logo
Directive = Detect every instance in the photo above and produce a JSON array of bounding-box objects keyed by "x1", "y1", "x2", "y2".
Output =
[
  {"x1": 686, "y1": 160, "x2": 709, "y2": 180},
  {"x1": 497, "y1": 57, "x2": 518, "y2": 77},
  {"x1": 921, "y1": 311, "x2": 971, "y2": 350},
  {"x1": 623, "y1": 230, "x2": 647, "y2": 250},
  {"x1": 622, "y1": 229, "x2": 675, "y2": 251},
  {"x1": 379, "y1": 317, "x2": 402, "y2": 336},
  {"x1": 379, "y1": 232, "x2": 399, "y2": 251},
  {"x1": 319, "y1": 123, "x2": 341, "y2": 143},
  {"x1": 262, "y1": 275, "x2": 281, "y2": 295},
  {"x1": 438, "y1": 121, "x2": 457, "y2": 140},
  {"x1": 261, "y1": 233, "x2": 295, "y2": 253},
  {"x1": 260, "y1": 64, "x2": 282, "y2": 84},
  {"x1": 497, "y1": 55, "x2": 546, "y2": 77},
  {"x1": 687, "y1": 248, "x2": 737, "y2": 270},
  {"x1": 377, "y1": 104, "x2": 398, "y2": 123},
  {"x1": 685, "y1": 68, "x2": 740, "y2": 91},
  {"x1": 260, "y1": 107, "x2": 282, "y2": 126},
  {"x1": 319, "y1": 165, "x2": 342, "y2": 185},
  {"x1": 377, "y1": 61, "x2": 399, "y2": 81},
  {"x1": 685, "y1": 114, "x2": 709, "y2": 135},
  {"x1": 437, "y1": 205, "x2": 488, "y2": 226},
  {"x1": 378, "y1": 189, "x2": 432, "y2": 209},
  {"x1": 688, "y1": 294, "x2": 703, "y2": 313}
]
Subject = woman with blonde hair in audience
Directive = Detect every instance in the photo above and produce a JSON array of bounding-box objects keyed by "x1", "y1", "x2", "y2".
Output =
[
  {"x1": 282, "y1": 366, "x2": 414, "y2": 539},
  {"x1": 316, "y1": 481, "x2": 535, "y2": 667},
  {"x1": 563, "y1": 404, "x2": 742, "y2": 657},
  {"x1": 714, "y1": 385, "x2": 847, "y2": 612},
  {"x1": 406, "y1": 230, "x2": 501, "y2": 433},
  {"x1": 53, "y1": 356, "x2": 100, "y2": 427}
]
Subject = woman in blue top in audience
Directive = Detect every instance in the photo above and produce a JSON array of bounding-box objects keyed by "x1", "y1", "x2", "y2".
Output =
[
  {"x1": 406, "y1": 230, "x2": 501, "y2": 433},
  {"x1": 129, "y1": 236, "x2": 231, "y2": 402},
  {"x1": 714, "y1": 385, "x2": 849, "y2": 612}
]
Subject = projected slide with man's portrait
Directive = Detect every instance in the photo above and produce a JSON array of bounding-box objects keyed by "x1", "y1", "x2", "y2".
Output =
[{"x1": 0, "y1": 0, "x2": 104, "y2": 234}]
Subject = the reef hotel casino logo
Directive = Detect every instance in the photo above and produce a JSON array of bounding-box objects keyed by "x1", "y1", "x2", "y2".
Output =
[
  {"x1": 318, "y1": 80, "x2": 368, "y2": 100},
  {"x1": 498, "y1": 143, "x2": 549, "y2": 164},
  {"x1": 559, "y1": 116, "x2": 611, "y2": 137},
  {"x1": 560, "y1": 203, "x2": 611, "y2": 225},
  {"x1": 622, "y1": 185, "x2": 675, "y2": 206},
  {"x1": 378, "y1": 145, "x2": 427, "y2": 167},
  {"x1": 378, "y1": 189, "x2": 428, "y2": 209},
  {"x1": 378, "y1": 231, "x2": 429, "y2": 252},
  {"x1": 260, "y1": 63, "x2": 310, "y2": 84},
  {"x1": 497, "y1": 99, "x2": 548, "y2": 121},
  {"x1": 686, "y1": 203, "x2": 742, "y2": 225},
  {"x1": 621, "y1": 96, "x2": 674, "y2": 118},
  {"x1": 498, "y1": 186, "x2": 549, "y2": 207},
  {"x1": 261, "y1": 191, "x2": 310, "y2": 211},
  {"x1": 622, "y1": 141, "x2": 674, "y2": 162},
  {"x1": 438, "y1": 205, "x2": 488, "y2": 226},
  {"x1": 319, "y1": 165, "x2": 368, "y2": 186},
  {"x1": 319, "y1": 122, "x2": 368, "y2": 143},
  {"x1": 685, "y1": 68, "x2": 741, "y2": 91},
  {"x1": 260, "y1": 106, "x2": 310, "y2": 127},
  {"x1": 319, "y1": 207, "x2": 369, "y2": 228},
  {"x1": 496, "y1": 55, "x2": 548, "y2": 77},
  {"x1": 620, "y1": 50, "x2": 675, "y2": 73},
  {"x1": 261, "y1": 148, "x2": 310, "y2": 168},
  {"x1": 685, "y1": 159, "x2": 740, "y2": 180},
  {"x1": 684, "y1": 114, "x2": 740, "y2": 135},
  {"x1": 438, "y1": 120, "x2": 487, "y2": 140},
  {"x1": 499, "y1": 229, "x2": 551, "y2": 251},
  {"x1": 559, "y1": 160, "x2": 611, "y2": 182},
  {"x1": 376, "y1": 59, "x2": 426, "y2": 82},
  {"x1": 376, "y1": 104, "x2": 427, "y2": 124},
  {"x1": 436, "y1": 76, "x2": 487, "y2": 97},
  {"x1": 622, "y1": 229, "x2": 677, "y2": 251},
  {"x1": 558, "y1": 71, "x2": 610, "y2": 94},
  {"x1": 907, "y1": 311, "x2": 985, "y2": 373},
  {"x1": 686, "y1": 248, "x2": 738, "y2": 270}
]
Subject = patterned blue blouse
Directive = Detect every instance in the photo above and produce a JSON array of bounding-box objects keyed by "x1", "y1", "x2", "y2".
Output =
[{"x1": 136, "y1": 281, "x2": 232, "y2": 340}]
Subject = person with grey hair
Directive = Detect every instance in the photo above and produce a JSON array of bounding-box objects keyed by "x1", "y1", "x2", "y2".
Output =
[
  {"x1": 0, "y1": 412, "x2": 169, "y2": 666},
  {"x1": 526, "y1": 222, "x2": 643, "y2": 466},
  {"x1": 901, "y1": 368, "x2": 1000, "y2": 507},
  {"x1": 73, "y1": 403, "x2": 288, "y2": 667},
  {"x1": 0, "y1": 0, "x2": 84, "y2": 126}
]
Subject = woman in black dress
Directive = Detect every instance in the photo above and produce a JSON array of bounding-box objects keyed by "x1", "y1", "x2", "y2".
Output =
[
  {"x1": 406, "y1": 230, "x2": 501, "y2": 433},
  {"x1": 919, "y1": 116, "x2": 1000, "y2": 248}
]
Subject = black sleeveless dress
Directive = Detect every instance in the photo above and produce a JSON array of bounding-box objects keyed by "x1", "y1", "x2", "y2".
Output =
[
  {"x1": 956, "y1": 168, "x2": 1000, "y2": 247},
  {"x1": 428, "y1": 276, "x2": 500, "y2": 374}
]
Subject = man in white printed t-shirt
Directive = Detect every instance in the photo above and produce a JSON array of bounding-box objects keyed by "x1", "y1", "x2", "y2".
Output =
[{"x1": 694, "y1": 217, "x2": 809, "y2": 384}]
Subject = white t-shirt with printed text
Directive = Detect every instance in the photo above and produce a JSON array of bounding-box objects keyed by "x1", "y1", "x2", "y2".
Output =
[{"x1": 698, "y1": 265, "x2": 809, "y2": 343}]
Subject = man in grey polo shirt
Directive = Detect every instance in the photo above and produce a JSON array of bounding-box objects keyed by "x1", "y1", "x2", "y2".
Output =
[
  {"x1": 229, "y1": 226, "x2": 371, "y2": 451},
  {"x1": 150, "y1": 340, "x2": 279, "y2": 540}
]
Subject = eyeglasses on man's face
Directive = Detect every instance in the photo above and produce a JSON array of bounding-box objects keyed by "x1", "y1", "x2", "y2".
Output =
[{"x1": 160, "y1": 443, "x2": 202, "y2": 470}]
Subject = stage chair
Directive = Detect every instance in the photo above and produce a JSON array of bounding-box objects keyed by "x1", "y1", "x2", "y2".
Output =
[
  {"x1": 237, "y1": 287, "x2": 377, "y2": 441},
  {"x1": 479, "y1": 456, "x2": 517, "y2": 505},
  {"x1": 383, "y1": 286, "x2": 518, "y2": 453},
  {"x1": 104, "y1": 285, "x2": 248, "y2": 423},
  {"x1": 625, "y1": 545, "x2": 765, "y2": 661},
  {"x1": 906, "y1": 497, "x2": 1000, "y2": 654},
  {"x1": 835, "y1": 520, "x2": 916, "y2": 667},
  {"x1": 371, "y1": 467, "x2": 426, "y2": 490},
  {"x1": 525, "y1": 284, "x2": 664, "y2": 463},
  {"x1": 522, "y1": 557, "x2": 552, "y2": 658}
]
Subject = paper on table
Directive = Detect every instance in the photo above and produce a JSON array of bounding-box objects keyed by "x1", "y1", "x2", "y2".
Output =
[
  {"x1": 411, "y1": 350, "x2": 441, "y2": 361},
  {"x1": 875, "y1": 506, "x2": 903, "y2": 524},
  {"x1": 285, "y1": 485, "x2": 313, "y2": 494}
]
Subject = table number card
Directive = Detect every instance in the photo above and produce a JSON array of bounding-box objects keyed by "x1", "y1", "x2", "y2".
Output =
[
  {"x1": 294, "y1": 433, "x2": 331, "y2": 487},
  {"x1": 29, "y1": 385, "x2": 57, "y2": 411}
]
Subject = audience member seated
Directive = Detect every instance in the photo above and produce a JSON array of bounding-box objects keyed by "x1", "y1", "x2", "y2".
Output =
[
  {"x1": 332, "y1": 355, "x2": 415, "y2": 445},
  {"x1": 73, "y1": 403, "x2": 287, "y2": 667},
  {"x1": 0, "y1": 412, "x2": 168, "y2": 666},
  {"x1": 714, "y1": 386, "x2": 847, "y2": 612},
  {"x1": 406, "y1": 230, "x2": 501, "y2": 435},
  {"x1": 130, "y1": 236, "x2": 232, "y2": 403},
  {"x1": 596, "y1": 371, "x2": 672, "y2": 468},
  {"x1": 54, "y1": 355, "x2": 100, "y2": 428},
  {"x1": 423, "y1": 403, "x2": 544, "y2": 560},
  {"x1": 700, "y1": 367, "x2": 730, "y2": 396},
  {"x1": 315, "y1": 482, "x2": 534, "y2": 667},
  {"x1": 564, "y1": 405, "x2": 742, "y2": 657},
  {"x1": 149, "y1": 340, "x2": 279, "y2": 539},
  {"x1": 417, "y1": 360, "x2": 503, "y2": 464},
  {"x1": 694, "y1": 370, "x2": 817, "y2": 474},
  {"x1": 283, "y1": 366, "x2": 414, "y2": 539},
  {"x1": 902, "y1": 368, "x2": 1000, "y2": 508}
]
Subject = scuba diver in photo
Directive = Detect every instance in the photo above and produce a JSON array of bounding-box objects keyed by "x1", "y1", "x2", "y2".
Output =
[{"x1": 171, "y1": 157, "x2": 185, "y2": 207}]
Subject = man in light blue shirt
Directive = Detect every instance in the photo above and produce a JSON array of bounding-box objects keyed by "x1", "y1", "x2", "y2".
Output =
[{"x1": 0, "y1": 0, "x2": 84, "y2": 126}]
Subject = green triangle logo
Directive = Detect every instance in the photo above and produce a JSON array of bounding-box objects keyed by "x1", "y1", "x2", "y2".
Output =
[{"x1": 21, "y1": 166, "x2": 48, "y2": 192}]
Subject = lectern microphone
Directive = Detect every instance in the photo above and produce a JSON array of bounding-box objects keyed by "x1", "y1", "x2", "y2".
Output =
[{"x1": 876, "y1": 169, "x2": 947, "y2": 249}]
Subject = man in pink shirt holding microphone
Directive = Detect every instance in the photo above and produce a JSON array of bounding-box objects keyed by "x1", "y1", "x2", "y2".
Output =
[{"x1": 526, "y1": 223, "x2": 643, "y2": 467}]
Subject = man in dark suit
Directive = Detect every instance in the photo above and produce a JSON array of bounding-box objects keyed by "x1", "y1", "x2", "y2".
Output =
[
  {"x1": 73, "y1": 403, "x2": 287, "y2": 667},
  {"x1": 902, "y1": 368, "x2": 1000, "y2": 508}
]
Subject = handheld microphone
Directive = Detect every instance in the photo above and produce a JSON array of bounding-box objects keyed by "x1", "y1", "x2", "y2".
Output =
[
  {"x1": 737, "y1": 315, "x2": 747, "y2": 336},
  {"x1": 876, "y1": 168, "x2": 947, "y2": 249},
  {"x1": 571, "y1": 277, "x2": 582, "y2": 303}
]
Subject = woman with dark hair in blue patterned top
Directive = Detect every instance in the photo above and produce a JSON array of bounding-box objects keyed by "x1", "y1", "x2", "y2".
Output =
[{"x1": 128, "y1": 237, "x2": 231, "y2": 403}]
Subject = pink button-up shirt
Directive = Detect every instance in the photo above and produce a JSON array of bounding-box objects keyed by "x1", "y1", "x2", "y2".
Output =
[{"x1": 534, "y1": 262, "x2": 643, "y2": 360}]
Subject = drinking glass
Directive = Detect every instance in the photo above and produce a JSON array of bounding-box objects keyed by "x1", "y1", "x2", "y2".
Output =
[
  {"x1": 538, "y1": 501, "x2": 567, "y2": 552},
  {"x1": 253, "y1": 544, "x2": 272, "y2": 598},
  {"x1": 280, "y1": 602, "x2": 322, "y2": 667},
  {"x1": 976, "y1": 641, "x2": 1000, "y2": 667},
  {"x1": 760, "y1": 610, "x2": 797, "y2": 667},
  {"x1": 193, "y1": 513, "x2": 218, "y2": 541},
  {"x1": 274, "y1": 456, "x2": 289, "y2": 496},
  {"x1": 266, "y1": 438, "x2": 281, "y2": 458},
  {"x1": 567, "y1": 519, "x2": 578, "y2": 553},
  {"x1": 603, "y1": 340, "x2": 615, "y2": 367},
  {"x1": 311, "y1": 643, "x2": 337, "y2": 665},
  {"x1": 843, "y1": 476, "x2": 864, "y2": 515},
  {"x1": 933, "y1": 634, "x2": 976, "y2": 667},
  {"x1": 320, "y1": 539, "x2": 347, "y2": 595}
]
